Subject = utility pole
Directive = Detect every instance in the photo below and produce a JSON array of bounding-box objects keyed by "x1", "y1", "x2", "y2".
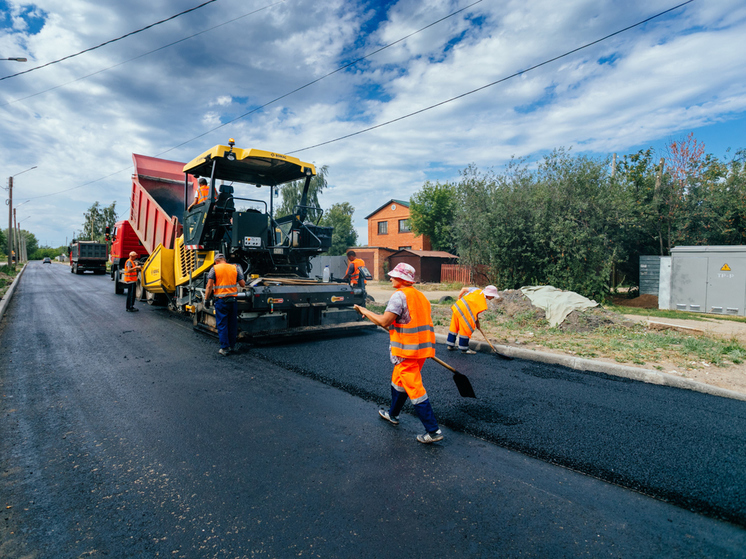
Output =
[
  {"x1": 611, "y1": 153, "x2": 617, "y2": 178},
  {"x1": 7, "y1": 176, "x2": 12, "y2": 267},
  {"x1": 13, "y1": 208, "x2": 19, "y2": 264}
]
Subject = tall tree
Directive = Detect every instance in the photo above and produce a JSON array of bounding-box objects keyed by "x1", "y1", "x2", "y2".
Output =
[
  {"x1": 319, "y1": 202, "x2": 358, "y2": 255},
  {"x1": 409, "y1": 180, "x2": 458, "y2": 252},
  {"x1": 276, "y1": 165, "x2": 329, "y2": 222},
  {"x1": 0, "y1": 227, "x2": 6, "y2": 256},
  {"x1": 80, "y1": 201, "x2": 117, "y2": 241}
]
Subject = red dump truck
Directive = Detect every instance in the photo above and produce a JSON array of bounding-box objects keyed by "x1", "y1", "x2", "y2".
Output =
[{"x1": 109, "y1": 154, "x2": 195, "y2": 299}]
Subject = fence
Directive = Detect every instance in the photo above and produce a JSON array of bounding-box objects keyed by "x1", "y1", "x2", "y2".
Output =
[{"x1": 440, "y1": 264, "x2": 472, "y2": 284}]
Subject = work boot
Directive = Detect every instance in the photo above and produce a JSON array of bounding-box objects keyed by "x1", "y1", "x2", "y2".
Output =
[
  {"x1": 378, "y1": 409, "x2": 399, "y2": 425},
  {"x1": 218, "y1": 348, "x2": 230, "y2": 356},
  {"x1": 461, "y1": 349, "x2": 476, "y2": 354},
  {"x1": 446, "y1": 345, "x2": 456, "y2": 351},
  {"x1": 417, "y1": 430, "x2": 444, "y2": 444}
]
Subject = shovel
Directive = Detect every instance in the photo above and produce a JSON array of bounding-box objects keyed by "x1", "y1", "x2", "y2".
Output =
[
  {"x1": 477, "y1": 327, "x2": 514, "y2": 360},
  {"x1": 430, "y1": 356, "x2": 476, "y2": 398}
]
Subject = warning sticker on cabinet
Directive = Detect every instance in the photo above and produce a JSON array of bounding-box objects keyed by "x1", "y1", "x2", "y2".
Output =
[{"x1": 721, "y1": 263, "x2": 732, "y2": 271}]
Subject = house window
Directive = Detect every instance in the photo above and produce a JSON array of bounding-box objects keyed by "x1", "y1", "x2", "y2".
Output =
[
  {"x1": 398, "y1": 246, "x2": 411, "y2": 250},
  {"x1": 378, "y1": 221, "x2": 388, "y2": 235},
  {"x1": 398, "y1": 219, "x2": 411, "y2": 233}
]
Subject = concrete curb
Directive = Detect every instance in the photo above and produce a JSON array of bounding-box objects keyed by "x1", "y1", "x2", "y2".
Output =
[
  {"x1": 0, "y1": 262, "x2": 27, "y2": 324},
  {"x1": 433, "y1": 333, "x2": 746, "y2": 403}
]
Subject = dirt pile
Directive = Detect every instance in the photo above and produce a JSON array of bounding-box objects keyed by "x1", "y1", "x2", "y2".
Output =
[
  {"x1": 493, "y1": 289, "x2": 629, "y2": 333},
  {"x1": 613, "y1": 293, "x2": 659, "y2": 308}
]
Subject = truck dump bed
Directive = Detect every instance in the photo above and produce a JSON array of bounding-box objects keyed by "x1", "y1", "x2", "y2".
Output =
[{"x1": 129, "y1": 154, "x2": 195, "y2": 254}]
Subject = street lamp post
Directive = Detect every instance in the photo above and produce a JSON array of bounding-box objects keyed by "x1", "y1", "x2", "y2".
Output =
[{"x1": 1, "y1": 57, "x2": 27, "y2": 62}]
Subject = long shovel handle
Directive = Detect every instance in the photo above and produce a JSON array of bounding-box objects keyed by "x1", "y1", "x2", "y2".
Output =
[
  {"x1": 477, "y1": 327, "x2": 514, "y2": 361},
  {"x1": 431, "y1": 355, "x2": 457, "y2": 373}
]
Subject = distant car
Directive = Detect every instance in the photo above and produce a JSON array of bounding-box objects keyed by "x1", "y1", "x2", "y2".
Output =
[{"x1": 43, "y1": 257, "x2": 51, "y2": 263}]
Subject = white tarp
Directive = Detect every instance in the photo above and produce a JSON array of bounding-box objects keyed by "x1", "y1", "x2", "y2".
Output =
[{"x1": 520, "y1": 285, "x2": 598, "y2": 327}]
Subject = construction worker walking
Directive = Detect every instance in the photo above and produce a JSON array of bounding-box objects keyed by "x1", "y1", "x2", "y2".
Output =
[
  {"x1": 355, "y1": 262, "x2": 442, "y2": 444},
  {"x1": 447, "y1": 285, "x2": 499, "y2": 353}
]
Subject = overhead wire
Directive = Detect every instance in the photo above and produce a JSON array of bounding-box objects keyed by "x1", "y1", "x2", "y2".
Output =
[
  {"x1": 0, "y1": 0, "x2": 218, "y2": 82},
  {"x1": 20, "y1": 0, "x2": 695, "y2": 201},
  {"x1": 0, "y1": 0, "x2": 287, "y2": 107},
  {"x1": 156, "y1": 0, "x2": 485, "y2": 156},
  {"x1": 288, "y1": 0, "x2": 696, "y2": 154},
  {"x1": 22, "y1": 0, "x2": 485, "y2": 200}
]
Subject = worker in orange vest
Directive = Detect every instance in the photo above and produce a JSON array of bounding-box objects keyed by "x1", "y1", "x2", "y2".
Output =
[
  {"x1": 446, "y1": 285, "x2": 499, "y2": 353},
  {"x1": 205, "y1": 253, "x2": 246, "y2": 356},
  {"x1": 123, "y1": 251, "x2": 141, "y2": 312},
  {"x1": 342, "y1": 250, "x2": 367, "y2": 286},
  {"x1": 187, "y1": 178, "x2": 216, "y2": 211},
  {"x1": 355, "y1": 262, "x2": 442, "y2": 444}
]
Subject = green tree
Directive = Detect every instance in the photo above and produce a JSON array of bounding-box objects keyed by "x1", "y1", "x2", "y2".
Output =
[
  {"x1": 0, "y1": 227, "x2": 6, "y2": 256},
  {"x1": 409, "y1": 180, "x2": 458, "y2": 252},
  {"x1": 80, "y1": 201, "x2": 117, "y2": 241},
  {"x1": 276, "y1": 165, "x2": 329, "y2": 222},
  {"x1": 319, "y1": 202, "x2": 358, "y2": 255}
]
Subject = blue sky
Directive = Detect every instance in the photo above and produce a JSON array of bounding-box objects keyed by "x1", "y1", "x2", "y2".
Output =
[{"x1": 1, "y1": 0, "x2": 745, "y2": 247}]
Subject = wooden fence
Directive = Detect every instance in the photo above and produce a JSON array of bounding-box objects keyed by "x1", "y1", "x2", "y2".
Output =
[{"x1": 440, "y1": 264, "x2": 472, "y2": 284}]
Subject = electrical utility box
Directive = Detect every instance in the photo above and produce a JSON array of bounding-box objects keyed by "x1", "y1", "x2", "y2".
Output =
[{"x1": 669, "y1": 246, "x2": 746, "y2": 316}]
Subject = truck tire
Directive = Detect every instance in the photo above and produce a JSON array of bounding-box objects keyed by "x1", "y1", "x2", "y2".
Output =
[{"x1": 114, "y1": 270, "x2": 124, "y2": 294}]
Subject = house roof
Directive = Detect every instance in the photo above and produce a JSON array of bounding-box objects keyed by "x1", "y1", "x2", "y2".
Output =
[
  {"x1": 364, "y1": 199, "x2": 410, "y2": 220},
  {"x1": 389, "y1": 249, "x2": 458, "y2": 259}
]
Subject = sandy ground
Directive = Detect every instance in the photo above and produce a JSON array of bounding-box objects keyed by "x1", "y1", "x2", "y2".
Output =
[{"x1": 365, "y1": 284, "x2": 746, "y2": 397}]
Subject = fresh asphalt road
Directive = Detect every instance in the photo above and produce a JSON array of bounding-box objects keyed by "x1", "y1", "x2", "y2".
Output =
[{"x1": 1, "y1": 262, "x2": 745, "y2": 558}]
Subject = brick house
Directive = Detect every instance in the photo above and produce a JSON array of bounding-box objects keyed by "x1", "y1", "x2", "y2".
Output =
[
  {"x1": 353, "y1": 200, "x2": 457, "y2": 282},
  {"x1": 365, "y1": 199, "x2": 431, "y2": 251}
]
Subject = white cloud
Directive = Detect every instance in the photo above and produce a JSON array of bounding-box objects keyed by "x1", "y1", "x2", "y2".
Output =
[{"x1": 0, "y1": 0, "x2": 744, "y2": 247}]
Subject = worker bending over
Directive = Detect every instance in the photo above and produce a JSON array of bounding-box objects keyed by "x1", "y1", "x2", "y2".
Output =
[
  {"x1": 355, "y1": 263, "x2": 442, "y2": 444},
  {"x1": 342, "y1": 250, "x2": 366, "y2": 285},
  {"x1": 447, "y1": 285, "x2": 499, "y2": 353},
  {"x1": 205, "y1": 253, "x2": 246, "y2": 356}
]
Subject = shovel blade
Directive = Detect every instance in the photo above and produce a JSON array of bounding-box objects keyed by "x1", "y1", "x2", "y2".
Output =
[{"x1": 452, "y1": 372, "x2": 477, "y2": 398}]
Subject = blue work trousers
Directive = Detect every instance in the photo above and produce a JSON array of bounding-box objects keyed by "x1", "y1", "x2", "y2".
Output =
[{"x1": 214, "y1": 297, "x2": 238, "y2": 350}]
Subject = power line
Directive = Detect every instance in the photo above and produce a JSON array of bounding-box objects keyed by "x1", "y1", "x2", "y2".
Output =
[
  {"x1": 0, "y1": 0, "x2": 287, "y2": 107},
  {"x1": 156, "y1": 0, "x2": 485, "y2": 156},
  {"x1": 287, "y1": 0, "x2": 696, "y2": 155},
  {"x1": 17, "y1": 0, "x2": 484, "y2": 202},
  {"x1": 0, "y1": 0, "x2": 218, "y2": 82}
]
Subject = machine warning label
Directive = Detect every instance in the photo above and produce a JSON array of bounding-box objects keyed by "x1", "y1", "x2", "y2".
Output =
[
  {"x1": 331, "y1": 296, "x2": 345, "y2": 302},
  {"x1": 721, "y1": 263, "x2": 732, "y2": 271}
]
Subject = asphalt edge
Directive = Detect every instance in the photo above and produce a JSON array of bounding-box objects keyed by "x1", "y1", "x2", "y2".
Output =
[
  {"x1": 432, "y1": 333, "x2": 746, "y2": 403},
  {"x1": 0, "y1": 262, "x2": 27, "y2": 324}
]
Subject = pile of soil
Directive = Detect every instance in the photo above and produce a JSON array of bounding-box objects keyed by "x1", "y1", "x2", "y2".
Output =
[
  {"x1": 613, "y1": 294, "x2": 659, "y2": 309},
  {"x1": 492, "y1": 289, "x2": 629, "y2": 333}
]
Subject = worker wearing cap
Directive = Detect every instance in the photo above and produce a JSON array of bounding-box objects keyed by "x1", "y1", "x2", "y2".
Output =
[
  {"x1": 205, "y1": 253, "x2": 246, "y2": 356},
  {"x1": 123, "y1": 251, "x2": 141, "y2": 312},
  {"x1": 355, "y1": 262, "x2": 442, "y2": 444},
  {"x1": 446, "y1": 285, "x2": 499, "y2": 353},
  {"x1": 342, "y1": 250, "x2": 367, "y2": 286}
]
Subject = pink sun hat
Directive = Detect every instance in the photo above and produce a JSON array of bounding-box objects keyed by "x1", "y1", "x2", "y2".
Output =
[
  {"x1": 388, "y1": 262, "x2": 416, "y2": 283},
  {"x1": 483, "y1": 285, "x2": 499, "y2": 298}
]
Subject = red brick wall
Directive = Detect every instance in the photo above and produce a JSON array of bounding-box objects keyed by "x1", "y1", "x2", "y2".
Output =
[{"x1": 367, "y1": 203, "x2": 431, "y2": 250}]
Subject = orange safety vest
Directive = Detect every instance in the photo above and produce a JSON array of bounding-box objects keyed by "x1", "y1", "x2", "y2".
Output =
[
  {"x1": 390, "y1": 286, "x2": 436, "y2": 359},
  {"x1": 451, "y1": 289, "x2": 488, "y2": 336},
  {"x1": 349, "y1": 258, "x2": 367, "y2": 285},
  {"x1": 123, "y1": 257, "x2": 138, "y2": 283},
  {"x1": 213, "y1": 262, "x2": 239, "y2": 298},
  {"x1": 196, "y1": 182, "x2": 216, "y2": 204}
]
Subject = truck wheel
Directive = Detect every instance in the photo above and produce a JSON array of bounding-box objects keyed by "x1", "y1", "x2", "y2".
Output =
[{"x1": 114, "y1": 270, "x2": 124, "y2": 294}]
